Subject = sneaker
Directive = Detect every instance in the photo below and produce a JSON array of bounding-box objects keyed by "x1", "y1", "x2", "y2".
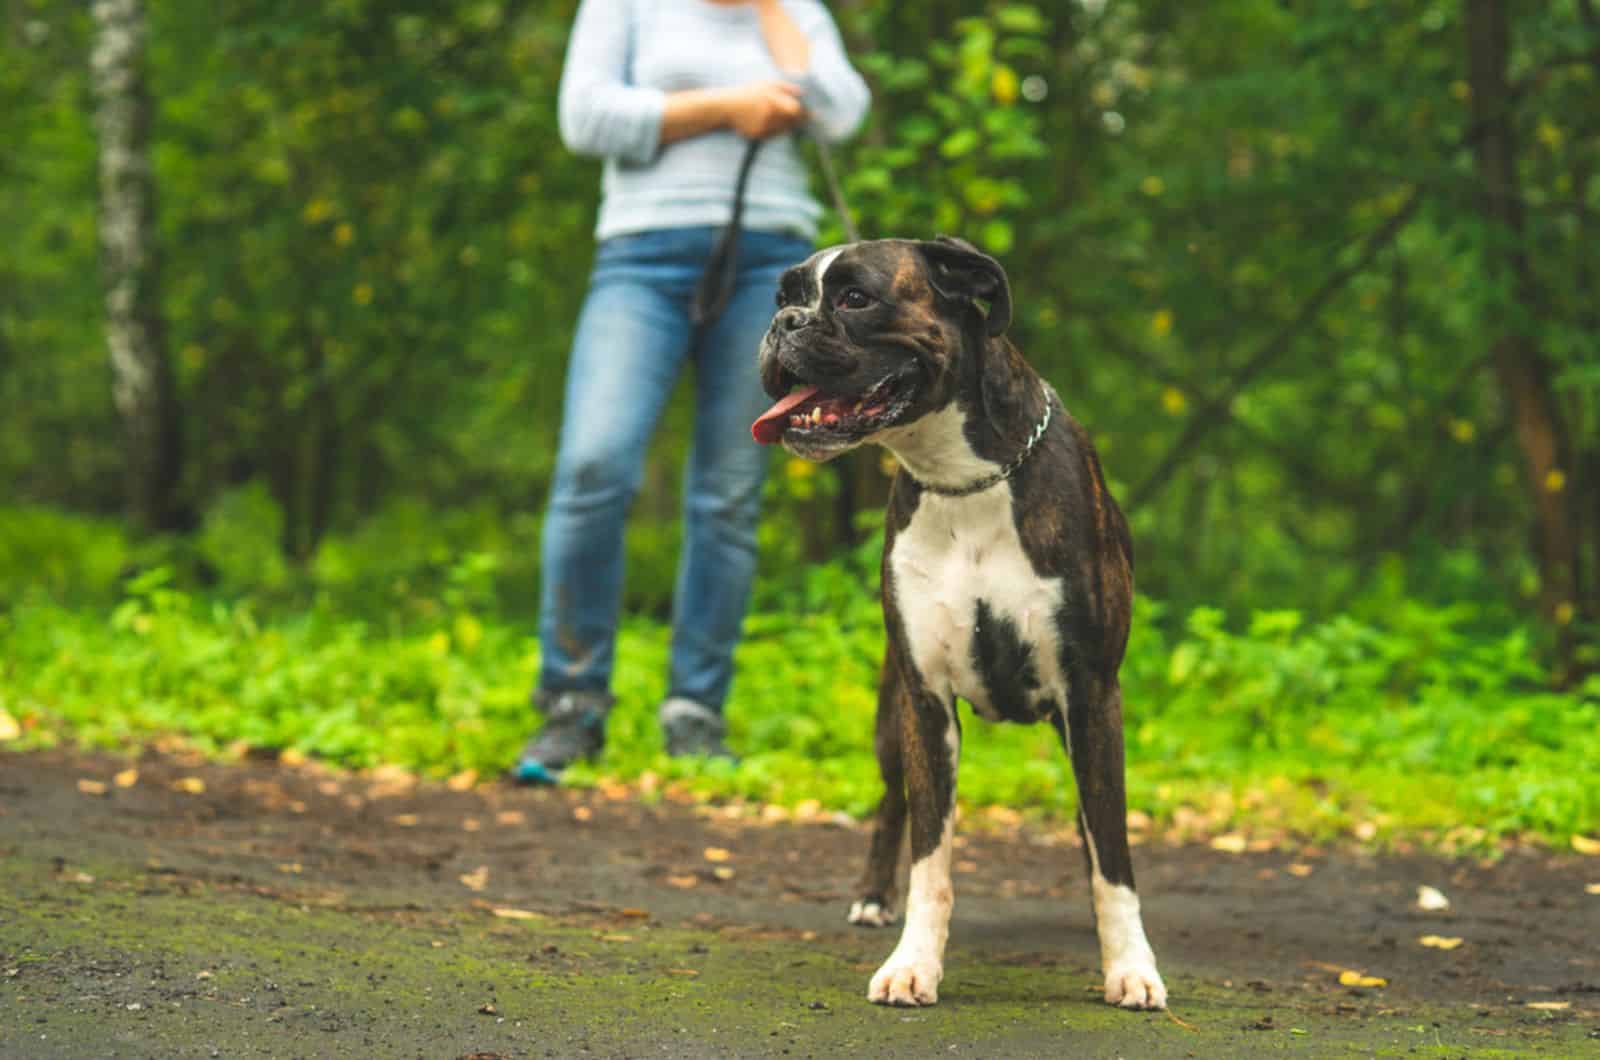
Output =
[
  {"x1": 660, "y1": 697, "x2": 737, "y2": 762},
  {"x1": 511, "y1": 689, "x2": 613, "y2": 785}
]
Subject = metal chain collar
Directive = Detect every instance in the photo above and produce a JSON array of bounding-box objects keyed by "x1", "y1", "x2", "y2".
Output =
[{"x1": 915, "y1": 383, "x2": 1056, "y2": 498}]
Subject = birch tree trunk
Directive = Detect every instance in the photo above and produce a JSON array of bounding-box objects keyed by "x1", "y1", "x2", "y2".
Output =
[{"x1": 90, "y1": 0, "x2": 184, "y2": 531}]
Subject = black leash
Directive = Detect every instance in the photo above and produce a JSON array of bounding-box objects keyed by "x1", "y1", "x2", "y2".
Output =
[
  {"x1": 691, "y1": 137, "x2": 766, "y2": 330},
  {"x1": 812, "y1": 134, "x2": 860, "y2": 243},
  {"x1": 691, "y1": 131, "x2": 858, "y2": 331}
]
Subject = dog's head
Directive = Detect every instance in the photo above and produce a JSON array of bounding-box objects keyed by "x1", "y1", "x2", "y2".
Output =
[{"x1": 752, "y1": 236, "x2": 1016, "y2": 461}]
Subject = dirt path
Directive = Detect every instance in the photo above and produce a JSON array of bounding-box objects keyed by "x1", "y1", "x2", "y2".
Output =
[{"x1": 2, "y1": 748, "x2": 1595, "y2": 1058}]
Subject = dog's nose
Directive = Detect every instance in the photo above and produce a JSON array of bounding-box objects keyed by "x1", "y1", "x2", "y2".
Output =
[{"x1": 775, "y1": 307, "x2": 809, "y2": 333}]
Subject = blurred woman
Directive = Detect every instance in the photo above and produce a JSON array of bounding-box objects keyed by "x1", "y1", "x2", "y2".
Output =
[{"x1": 515, "y1": 0, "x2": 869, "y2": 782}]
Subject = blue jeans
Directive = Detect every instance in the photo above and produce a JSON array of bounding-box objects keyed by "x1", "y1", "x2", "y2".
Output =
[{"x1": 538, "y1": 225, "x2": 812, "y2": 713}]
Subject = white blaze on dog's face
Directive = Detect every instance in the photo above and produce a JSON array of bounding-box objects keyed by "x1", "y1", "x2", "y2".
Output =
[{"x1": 807, "y1": 247, "x2": 844, "y2": 311}]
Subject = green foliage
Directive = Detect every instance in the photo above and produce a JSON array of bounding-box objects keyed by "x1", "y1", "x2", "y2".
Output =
[
  {"x1": 0, "y1": 506, "x2": 127, "y2": 601},
  {"x1": 196, "y1": 482, "x2": 290, "y2": 595},
  {"x1": 2, "y1": 3, "x2": 1599, "y2": 842},
  {"x1": 840, "y1": 7, "x2": 1047, "y2": 252},
  {"x1": 2, "y1": 506, "x2": 1593, "y2": 844},
  {"x1": 3, "y1": 1, "x2": 1598, "y2": 637}
]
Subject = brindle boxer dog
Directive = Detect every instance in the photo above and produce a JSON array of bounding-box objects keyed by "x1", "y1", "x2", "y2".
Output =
[{"x1": 750, "y1": 237, "x2": 1167, "y2": 1010}]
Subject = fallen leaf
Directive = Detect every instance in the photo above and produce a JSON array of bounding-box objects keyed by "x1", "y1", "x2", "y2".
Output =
[
  {"x1": 69, "y1": 871, "x2": 95, "y2": 884},
  {"x1": 984, "y1": 805, "x2": 1023, "y2": 827},
  {"x1": 1286, "y1": 863, "x2": 1314, "y2": 878},
  {"x1": 666, "y1": 968, "x2": 699, "y2": 977},
  {"x1": 0, "y1": 710, "x2": 20, "y2": 742},
  {"x1": 491, "y1": 907, "x2": 541, "y2": 921},
  {"x1": 1572, "y1": 834, "x2": 1600, "y2": 856},
  {"x1": 1526, "y1": 1001, "x2": 1570, "y2": 1011},
  {"x1": 572, "y1": 806, "x2": 593, "y2": 822},
  {"x1": 279, "y1": 748, "x2": 307, "y2": 767},
  {"x1": 1585, "y1": 882, "x2": 1600, "y2": 895},
  {"x1": 496, "y1": 810, "x2": 526, "y2": 826},
  {"x1": 277, "y1": 862, "x2": 303, "y2": 874},
  {"x1": 665, "y1": 874, "x2": 700, "y2": 889},
  {"x1": 113, "y1": 768, "x2": 139, "y2": 788},
  {"x1": 77, "y1": 779, "x2": 108, "y2": 796},
  {"x1": 459, "y1": 866, "x2": 489, "y2": 892},
  {"x1": 446, "y1": 769, "x2": 478, "y2": 791},
  {"x1": 391, "y1": 813, "x2": 420, "y2": 827},
  {"x1": 462, "y1": 817, "x2": 482, "y2": 832},
  {"x1": 1338, "y1": 969, "x2": 1388, "y2": 988},
  {"x1": 1354, "y1": 821, "x2": 1378, "y2": 841},
  {"x1": 618, "y1": 907, "x2": 649, "y2": 919},
  {"x1": 703, "y1": 846, "x2": 732, "y2": 863},
  {"x1": 712, "y1": 867, "x2": 735, "y2": 881},
  {"x1": 478, "y1": 1002, "x2": 497, "y2": 1015},
  {"x1": 288, "y1": 800, "x2": 308, "y2": 814},
  {"x1": 1419, "y1": 935, "x2": 1463, "y2": 950},
  {"x1": 172, "y1": 777, "x2": 206, "y2": 795},
  {"x1": 1209, "y1": 834, "x2": 1247, "y2": 854},
  {"x1": 1416, "y1": 885, "x2": 1451, "y2": 911},
  {"x1": 600, "y1": 933, "x2": 633, "y2": 943}
]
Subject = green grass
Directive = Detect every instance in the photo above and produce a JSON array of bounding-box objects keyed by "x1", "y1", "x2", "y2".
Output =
[{"x1": 1, "y1": 504, "x2": 1596, "y2": 847}]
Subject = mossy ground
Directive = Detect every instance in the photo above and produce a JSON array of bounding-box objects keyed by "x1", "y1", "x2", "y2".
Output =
[{"x1": 4, "y1": 848, "x2": 1591, "y2": 1058}]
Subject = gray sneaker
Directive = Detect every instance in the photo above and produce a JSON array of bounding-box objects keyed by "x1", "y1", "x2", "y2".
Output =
[
  {"x1": 512, "y1": 690, "x2": 613, "y2": 785},
  {"x1": 660, "y1": 697, "x2": 737, "y2": 762}
]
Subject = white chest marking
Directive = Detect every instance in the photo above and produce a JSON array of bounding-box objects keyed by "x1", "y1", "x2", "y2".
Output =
[{"x1": 887, "y1": 474, "x2": 1067, "y2": 719}]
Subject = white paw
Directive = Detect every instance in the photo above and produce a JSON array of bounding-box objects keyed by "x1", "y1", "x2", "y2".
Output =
[
  {"x1": 1104, "y1": 959, "x2": 1167, "y2": 1010},
  {"x1": 847, "y1": 899, "x2": 896, "y2": 927},
  {"x1": 868, "y1": 956, "x2": 942, "y2": 1006}
]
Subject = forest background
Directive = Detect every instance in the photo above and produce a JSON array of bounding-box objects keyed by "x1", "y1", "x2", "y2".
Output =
[{"x1": 2, "y1": 0, "x2": 1597, "y2": 848}]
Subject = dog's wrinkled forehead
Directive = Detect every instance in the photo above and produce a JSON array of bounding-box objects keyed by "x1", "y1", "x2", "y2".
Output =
[{"x1": 779, "y1": 241, "x2": 929, "y2": 311}]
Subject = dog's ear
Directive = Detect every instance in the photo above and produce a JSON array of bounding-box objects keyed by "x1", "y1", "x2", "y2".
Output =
[{"x1": 917, "y1": 236, "x2": 1012, "y2": 337}]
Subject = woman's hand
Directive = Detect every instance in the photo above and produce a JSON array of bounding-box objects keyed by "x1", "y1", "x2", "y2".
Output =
[
  {"x1": 722, "y1": 80, "x2": 806, "y2": 139},
  {"x1": 659, "y1": 80, "x2": 806, "y2": 146}
]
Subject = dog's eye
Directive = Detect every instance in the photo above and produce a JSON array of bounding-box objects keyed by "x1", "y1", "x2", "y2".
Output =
[{"x1": 836, "y1": 287, "x2": 872, "y2": 310}]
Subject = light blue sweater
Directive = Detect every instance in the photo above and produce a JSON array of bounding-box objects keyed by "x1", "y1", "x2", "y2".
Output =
[{"x1": 558, "y1": 0, "x2": 871, "y2": 241}]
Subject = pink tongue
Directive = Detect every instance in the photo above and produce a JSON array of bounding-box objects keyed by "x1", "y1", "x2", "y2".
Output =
[{"x1": 751, "y1": 385, "x2": 821, "y2": 445}]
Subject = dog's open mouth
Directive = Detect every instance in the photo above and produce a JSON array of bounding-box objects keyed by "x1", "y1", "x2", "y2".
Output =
[{"x1": 751, "y1": 374, "x2": 915, "y2": 447}]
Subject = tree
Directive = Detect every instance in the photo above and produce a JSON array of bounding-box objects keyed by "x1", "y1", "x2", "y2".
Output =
[
  {"x1": 1464, "y1": 0, "x2": 1586, "y2": 675},
  {"x1": 90, "y1": 0, "x2": 185, "y2": 531}
]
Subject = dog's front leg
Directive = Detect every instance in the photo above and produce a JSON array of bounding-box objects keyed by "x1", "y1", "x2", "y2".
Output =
[
  {"x1": 1057, "y1": 684, "x2": 1167, "y2": 1010},
  {"x1": 867, "y1": 682, "x2": 959, "y2": 1006},
  {"x1": 850, "y1": 655, "x2": 909, "y2": 928}
]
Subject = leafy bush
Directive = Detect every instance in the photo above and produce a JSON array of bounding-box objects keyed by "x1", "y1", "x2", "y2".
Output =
[
  {"x1": 2, "y1": 504, "x2": 1594, "y2": 844},
  {"x1": 0, "y1": 506, "x2": 128, "y2": 601}
]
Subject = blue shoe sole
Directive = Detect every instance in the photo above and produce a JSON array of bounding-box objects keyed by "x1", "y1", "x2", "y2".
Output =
[{"x1": 511, "y1": 760, "x2": 560, "y2": 785}]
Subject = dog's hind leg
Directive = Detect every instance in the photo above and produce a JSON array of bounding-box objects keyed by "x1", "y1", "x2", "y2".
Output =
[
  {"x1": 849, "y1": 658, "x2": 908, "y2": 928},
  {"x1": 1055, "y1": 683, "x2": 1167, "y2": 1010},
  {"x1": 866, "y1": 680, "x2": 959, "y2": 1006}
]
